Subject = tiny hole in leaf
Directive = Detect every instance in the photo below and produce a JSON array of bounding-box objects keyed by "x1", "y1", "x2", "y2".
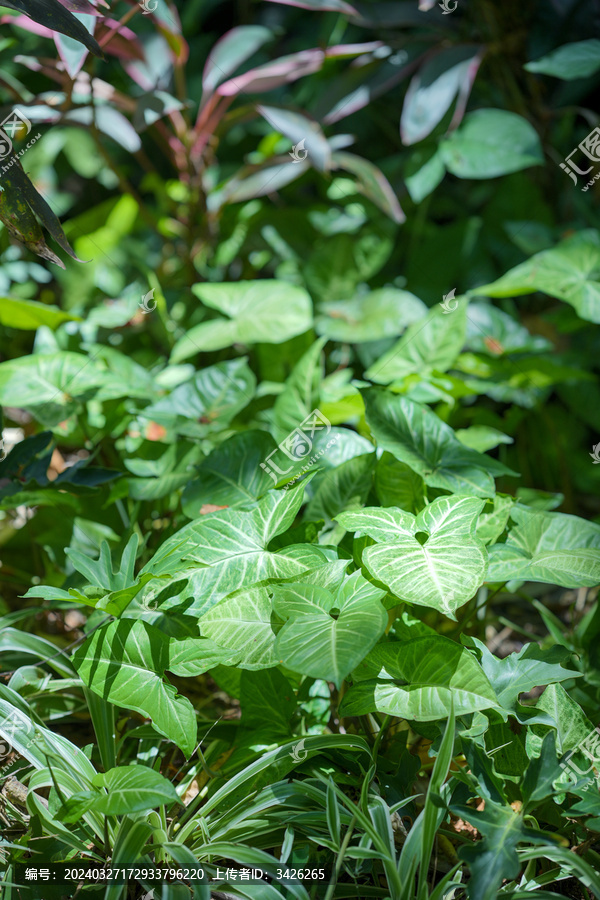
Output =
[
  {"x1": 330, "y1": 608, "x2": 341, "y2": 619},
  {"x1": 415, "y1": 531, "x2": 429, "y2": 546}
]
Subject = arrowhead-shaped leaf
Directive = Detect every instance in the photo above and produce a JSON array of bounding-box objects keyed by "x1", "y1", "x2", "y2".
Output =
[
  {"x1": 338, "y1": 495, "x2": 488, "y2": 617},
  {"x1": 340, "y1": 635, "x2": 499, "y2": 720},
  {"x1": 362, "y1": 389, "x2": 514, "y2": 497},
  {"x1": 488, "y1": 505, "x2": 600, "y2": 587},
  {"x1": 273, "y1": 570, "x2": 387, "y2": 687},
  {"x1": 72, "y1": 619, "x2": 197, "y2": 756}
]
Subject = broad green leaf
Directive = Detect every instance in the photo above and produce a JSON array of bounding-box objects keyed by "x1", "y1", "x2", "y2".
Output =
[
  {"x1": 374, "y1": 453, "x2": 426, "y2": 513},
  {"x1": 401, "y1": 45, "x2": 481, "y2": 146},
  {"x1": 476, "y1": 494, "x2": 514, "y2": 545},
  {"x1": 340, "y1": 636, "x2": 498, "y2": 720},
  {"x1": 90, "y1": 766, "x2": 182, "y2": 815},
  {"x1": 365, "y1": 300, "x2": 468, "y2": 384},
  {"x1": 525, "y1": 40, "x2": 600, "y2": 80},
  {"x1": 454, "y1": 801, "x2": 526, "y2": 900},
  {"x1": 0, "y1": 351, "x2": 113, "y2": 408},
  {"x1": 0, "y1": 297, "x2": 80, "y2": 330},
  {"x1": 529, "y1": 683, "x2": 596, "y2": 756},
  {"x1": 272, "y1": 339, "x2": 326, "y2": 443},
  {"x1": 140, "y1": 358, "x2": 256, "y2": 438},
  {"x1": 305, "y1": 452, "x2": 375, "y2": 521},
  {"x1": 200, "y1": 586, "x2": 281, "y2": 669},
  {"x1": 455, "y1": 426, "x2": 513, "y2": 453},
  {"x1": 466, "y1": 303, "x2": 552, "y2": 355},
  {"x1": 171, "y1": 280, "x2": 312, "y2": 360},
  {"x1": 315, "y1": 288, "x2": 426, "y2": 343},
  {"x1": 467, "y1": 637, "x2": 581, "y2": 712},
  {"x1": 304, "y1": 229, "x2": 393, "y2": 301},
  {"x1": 72, "y1": 619, "x2": 197, "y2": 756},
  {"x1": 362, "y1": 389, "x2": 513, "y2": 498},
  {"x1": 142, "y1": 482, "x2": 325, "y2": 617},
  {"x1": 487, "y1": 505, "x2": 600, "y2": 587},
  {"x1": 440, "y1": 109, "x2": 543, "y2": 179},
  {"x1": 167, "y1": 636, "x2": 241, "y2": 675},
  {"x1": 273, "y1": 570, "x2": 387, "y2": 688},
  {"x1": 469, "y1": 230, "x2": 600, "y2": 324},
  {"x1": 338, "y1": 495, "x2": 487, "y2": 618},
  {"x1": 182, "y1": 430, "x2": 277, "y2": 517},
  {"x1": 240, "y1": 669, "x2": 295, "y2": 740}
]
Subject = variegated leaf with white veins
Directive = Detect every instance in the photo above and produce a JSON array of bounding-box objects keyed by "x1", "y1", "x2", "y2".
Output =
[{"x1": 337, "y1": 495, "x2": 488, "y2": 618}]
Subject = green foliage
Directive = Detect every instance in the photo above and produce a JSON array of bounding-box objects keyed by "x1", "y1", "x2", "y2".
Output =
[{"x1": 1, "y1": 0, "x2": 600, "y2": 898}]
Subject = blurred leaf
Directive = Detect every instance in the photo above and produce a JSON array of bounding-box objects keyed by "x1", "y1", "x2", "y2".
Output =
[
  {"x1": 332, "y1": 150, "x2": 405, "y2": 222},
  {"x1": 401, "y1": 45, "x2": 481, "y2": 145},
  {"x1": 440, "y1": 109, "x2": 543, "y2": 179},
  {"x1": 202, "y1": 25, "x2": 273, "y2": 96},
  {"x1": 471, "y1": 230, "x2": 600, "y2": 324},
  {"x1": 525, "y1": 39, "x2": 600, "y2": 80},
  {"x1": 0, "y1": 297, "x2": 79, "y2": 329},
  {"x1": 258, "y1": 104, "x2": 331, "y2": 171},
  {"x1": 316, "y1": 288, "x2": 426, "y2": 343},
  {"x1": 0, "y1": 0, "x2": 103, "y2": 56},
  {"x1": 365, "y1": 299, "x2": 467, "y2": 383},
  {"x1": 171, "y1": 280, "x2": 312, "y2": 360}
]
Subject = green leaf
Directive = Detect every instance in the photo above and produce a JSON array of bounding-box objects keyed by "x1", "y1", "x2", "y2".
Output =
[
  {"x1": 365, "y1": 300, "x2": 468, "y2": 384},
  {"x1": 468, "y1": 637, "x2": 581, "y2": 712},
  {"x1": 374, "y1": 453, "x2": 426, "y2": 513},
  {"x1": 469, "y1": 230, "x2": 600, "y2": 324},
  {"x1": 141, "y1": 358, "x2": 256, "y2": 437},
  {"x1": 455, "y1": 801, "x2": 525, "y2": 900},
  {"x1": 258, "y1": 105, "x2": 331, "y2": 171},
  {"x1": 240, "y1": 669, "x2": 295, "y2": 740},
  {"x1": 487, "y1": 505, "x2": 600, "y2": 587},
  {"x1": 0, "y1": 297, "x2": 80, "y2": 330},
  {"x1": 0, "y1": 351, "x2": 113, "y2": 408},
  {"x1": 338, "y1": 495, "x2": 487, "y2": 617},
  {"x1": 525, "y1": 40, "x2": 600, "y2": 80},
  {"x1": 182, "y1": 430, "x2": 277, "y2": 517},
  {"x1": 272, "y1": 339, "x2": 326, "y2": 443},
  {"x1": 362, "y1": 389, "x2": 511, "y2": 498},
  {"x1": 305, "y1": 452, "x2": 375, "y2": 521},
  {"x1": 440, "y1": 109, "x2": 543, "y2": 179},
  {"x1": 72, "y1": 619, "x2": 197, "y2": 757},
  {"x1": 90, "y1": 766, "x2": 182, "y2": 815},
  {"x1": 315, "y1": 288, "x2": 426, "y2": 344},
  {"x1": 171, "y1": 280, "x2": 312, "y2": 360},
  {"x1": 340, "y1": 636, "x2": 498, "y2": 719},
  {"x1": 200, "y1": 586, "x2": 282, "y2": 669},
  {"x1": 273, "y1": 571, "x2": 387, "y2": 688},
  {"x1": 455, "y1": 426, "x2": 513, "y2": 453},
  {"x1": 143, "y1": 482, "x2": 324, "y2": 617},
  {"x1": 529, "y1": 683, "x2": 596, "y2": 756}
]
